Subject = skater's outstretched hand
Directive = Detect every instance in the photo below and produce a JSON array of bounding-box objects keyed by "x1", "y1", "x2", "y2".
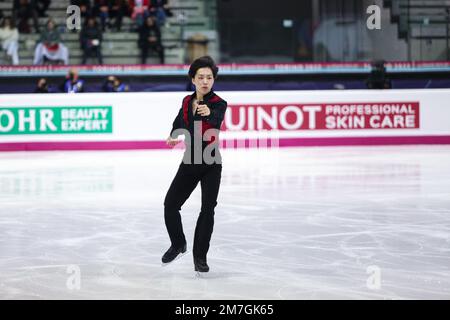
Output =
[
  {"x1": 196, "y1": 103, "x2": 210, "y2": 117},
  {"x1": 166, "y1": 136, "x2": 181, "y2": 147}
]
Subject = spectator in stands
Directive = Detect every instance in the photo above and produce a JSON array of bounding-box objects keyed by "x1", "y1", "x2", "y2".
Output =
[
  {"x1": 33, "y1": 18, "x2": 69, "y2": 65},
  {"x1": 108, "y1": 0, "x2": 129, "y2": 31},
  {"x1": 36, "y1": 0, "x2": 51, "y2": 18},
  {"x1": 102, "y1": 75, "x2": 129, "y2": 92},
  {"x1": 93, "y1": 0, "x2": 110, "y2": 31},
  {"x1": 150, "y1": 0, "x2": 173, "y2": 27},
  {"x1": 80, "y1": 16, "x2": 103, "y2": 64},
  {"x1": 34, "y1": 77, "x2": 50, "y2": 93},
  {"x1": 12, "y1": 0, "x2": 40, "y2": 33},
  {"x1": 0, "y1": 17, "x2": 20, "y2": 65},
  {"x1": 92, "y1": 0, "x2": 129, "y2": 31},
  {"x1": 139, "y1": 16, "x2": 164, "y2": 64},
  {"x1": 60, "y1": 68, "x2": 85, "y2": 93},
  {"x1": 129, "y1": 0, "x2": 151, "y2": 30},
  {"x1": 71, "y1": 0, "x2": 92, "y2": 18}
]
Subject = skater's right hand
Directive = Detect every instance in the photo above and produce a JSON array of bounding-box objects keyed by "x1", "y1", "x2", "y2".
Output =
[{"x1": 166, "y1": 137, "x2": 181, "y2": 147}]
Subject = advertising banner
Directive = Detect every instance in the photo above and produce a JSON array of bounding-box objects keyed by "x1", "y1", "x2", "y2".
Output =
[{"x1": 0, "y1": 90, "x2": 449, "y2": 150}]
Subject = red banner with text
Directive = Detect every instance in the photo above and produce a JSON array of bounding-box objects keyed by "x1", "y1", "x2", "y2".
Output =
[{"x1": 224, "y1": 102, "x2": 420, "y2": 131}]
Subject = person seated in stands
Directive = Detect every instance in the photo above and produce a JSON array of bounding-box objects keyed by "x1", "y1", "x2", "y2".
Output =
[
  {"x1": 33, "y1": 18, "x2": 70, "y2": 65},
  {"x1": 80, "y1": 16, "x2": 103, "y2": 64},
  {"x1": 102, "y1": 75, "x2": 129, "y2": 92},
  {"x1": 108, "y1": 0, "x2": 129, "y2": 31},
  {"x1": 93, "y1": 0, "x2": 129, "y2": 32},
  {"x1": 60, "y1": 68, "x2": 85, "y2": 93},
  {"x1": 36, "y1": 0, "x2": 51, "y2": 18},
  {"x1": 150, "y1": 0, "x2": 173, "y2": 27},
  {"x1": 138, "y1": 16, "x2": 164, "y2": 64},
  {"x1": 0, "y1": 17, "x2": 20, "y2": 65},
  {"x1": 71, "y1": 0, "x2": 92, "y2": 18},
  {"x1": 12, "y1": 0, "x2": 40, "y2": 33},
  {"x1": 92, "y1": 0, "x2": 110, "y2": 31},
  {"x1": 129, "y1": 0, "x2": 151, "y2": 30}
]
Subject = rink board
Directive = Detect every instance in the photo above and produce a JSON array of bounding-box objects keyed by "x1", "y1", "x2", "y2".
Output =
[{"x1": 0, "y1": 89, "x2": 449, "y2": 151}]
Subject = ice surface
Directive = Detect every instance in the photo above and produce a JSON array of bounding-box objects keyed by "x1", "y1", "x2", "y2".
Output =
[{"x1": 0, "y1": 145, "x2": 450, "y2": 299}]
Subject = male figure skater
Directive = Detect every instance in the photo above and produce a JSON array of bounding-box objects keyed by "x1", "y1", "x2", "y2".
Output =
[{"x1": 162, "y1": 56, "x2": 227, "y2": 273}]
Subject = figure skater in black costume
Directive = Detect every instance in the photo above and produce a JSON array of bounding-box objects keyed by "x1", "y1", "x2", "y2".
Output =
[{"x1": 162, "y1": 56, "x2": 227, "y2": 273}]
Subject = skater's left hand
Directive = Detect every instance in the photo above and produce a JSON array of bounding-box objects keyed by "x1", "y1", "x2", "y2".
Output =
[{"x1": 197, "y1": 104, "x2": 210, "y2": 116}]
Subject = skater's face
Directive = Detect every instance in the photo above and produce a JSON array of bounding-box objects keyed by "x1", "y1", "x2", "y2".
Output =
[{"x1": 192, "y1": 67, "x2": 214, "y2": 97}]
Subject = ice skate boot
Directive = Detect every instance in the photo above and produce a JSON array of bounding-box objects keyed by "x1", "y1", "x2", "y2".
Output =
[{"x1": 162, "y1": 243, "x2": 187, "y2": 264}]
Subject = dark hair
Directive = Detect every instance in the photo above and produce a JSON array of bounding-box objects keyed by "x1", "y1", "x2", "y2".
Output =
[
  {"x1": 188, "y1": 56, "x2": 219, "y2": 79},
  {"x1": 85, "y1": 16, "x2": 98, "y2": 26},
  {"x1": 1, "y1": 16, "x2": 13, "y2": 28},
  {"x1": 46, "y1": 18, "x2": 56, "y2": 29}
]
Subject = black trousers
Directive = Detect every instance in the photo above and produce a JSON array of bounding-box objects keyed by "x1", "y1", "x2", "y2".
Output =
[
  {"x1": 82, "y1": 46, "x2": 103, "y2": 65},
  {"x1": 141, "y1": 43, "x2": 165, "y2": 64},
  {"x1": 164, "y1": 163, "x2": 222, "y2": 260}
]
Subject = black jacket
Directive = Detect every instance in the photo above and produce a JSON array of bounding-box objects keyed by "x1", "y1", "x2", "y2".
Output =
[
  {"x1": 170, "y1": 90, "x2": 227, "y2": 164},
  {"x1": 80, "y1": 25, "x2": 103, "y2": 49},
  {"x1": 138, "y1": 23, "x2": 162, "y2": 47}
]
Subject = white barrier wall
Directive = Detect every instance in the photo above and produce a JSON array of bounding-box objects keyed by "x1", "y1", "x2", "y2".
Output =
[{"x1": 1, "y1": 89, "x2": 450, "y2": 150}]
